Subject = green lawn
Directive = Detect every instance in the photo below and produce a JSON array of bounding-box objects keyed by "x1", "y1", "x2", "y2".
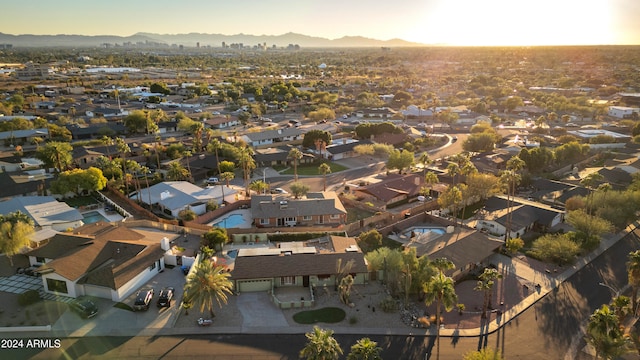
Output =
[
  {"x1": 346, "y1": 207, "x2": 375, "y2": 223},
  {"x1": 63, "y1": 195, "x2": 100, "y2": 208},
  {"x1": 293, "y1": 307, "x2": 346, "y2": 324},
  {"x1": 280, "y1": 162, "x2": 348, "y2": 176}
]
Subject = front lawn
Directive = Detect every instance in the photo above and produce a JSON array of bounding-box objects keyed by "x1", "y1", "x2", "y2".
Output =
[
  {"x1": 280, "y1": 162, "x2": 348, "y2": 176},
  {"x1": 63, "y1": 195, "x2": 101, "y2": 208},
  {"x1": 293, "y1": 307, "x2": 346, "y2": 324}
]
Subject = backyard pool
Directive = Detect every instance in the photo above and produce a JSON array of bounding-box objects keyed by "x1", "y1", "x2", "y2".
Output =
[
  {"x1": 211, "y1": 213, "x2": 246, "y2": 228},
  {"x1": 226, "y1": 249, "x2": 238, "y2": 259},
  {"x1": 82, "y1": 211, "x2": 110, "y2": 224},
  {"x1": 404, "y1": 226, "x2": 447, "y2": 240}
]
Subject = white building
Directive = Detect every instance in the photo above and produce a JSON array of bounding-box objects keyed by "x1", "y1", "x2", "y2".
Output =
[{"x1": 608, "y1": 106, "x2": 639, "y2": 119}]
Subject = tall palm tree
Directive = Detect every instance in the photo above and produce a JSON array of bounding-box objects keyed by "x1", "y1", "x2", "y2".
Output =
[
  {"x1": 101, "y1": 135, "x2": 114, "y2": 159},
  {"x1": 418, "y1": 152, "x2": 432, "y2": 178},
  {"x1": 446, "y1": 162, "x2": 460, "y2": 188},
  {"x1": 299, "y1": 326, "x2": 343, "y2": 360},
  {"x1": 422, "y1": 171, "x2": 439, "y2": 198},
  {"x1": 585, "y1": 304, "x2": 631, "y2": 360},
  {"x1": 459, "y1": 161, "x2": 477, "y2": 225},
  {"x1": 288, "y1": 148, "x2": 303, "y2": 181},
  {"x1": 249, "y1": 180, "x2": 269, "y2": 195},
  {"x1": 627, "y1": 250, "x2": 640, "y2": 314},
  {"x1": 475, "y1": 268, "x2": 502, "y2": 319},
  {"x1": 140, "y1": 165, "x2": 152, "y2": 207},
  {"x1": 581, "y1": 172, "x2": 604, "y2": 216},
  {"x1": 318, "y1": 163, "x2": 331, "y2": 191},
  {"x1": 208, "y1": 138, "x2": 222, "y2": 175},
  {"x1": 183, "y1": 150, "x2": 193, "y2": 182},
  {"x1": 115, "y1": 137, "x2": 131, "y2": 194},
  {"x1": 190, "y1": 122, "x2": 204, "y2": 153},
  {"x1": 183, "y1": 259, "x2": 233, "y2": 318},
  {"x1": 423, "y1": 272, "x2": 458, "y2": 360},
  {"x1": 238, "y1": 146, "x2": 256, "y2": 198},
  {"x1": 347, "y1": 337, "x2": 383, "y2": 360}
]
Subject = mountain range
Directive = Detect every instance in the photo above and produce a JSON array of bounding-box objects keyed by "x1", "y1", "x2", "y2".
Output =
[{"x1": 0, "y1": 32, "x2": 426, "y2": 48}]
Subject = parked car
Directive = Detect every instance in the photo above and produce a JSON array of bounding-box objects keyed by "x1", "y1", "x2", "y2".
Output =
[
  {"x1": 133, "y1": 289, "x2": 154, "y2": 311},
  {"x1": 157, "y1": 287, "x2": 175, "y2": 308},
  {"x1": 270, "y1": 188, "x2": 288, "y2": 194},
  {"x1": 70, "y1": 298, "x2": 98, "y2": 319},
  {"x1": 206, "y1": 177, "x2": 220, "y2": 185}
]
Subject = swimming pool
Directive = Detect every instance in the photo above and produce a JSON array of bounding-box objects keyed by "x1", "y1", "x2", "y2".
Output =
[
  {"x1": 82, "y1": 211, "x2": 110, "y2": 224},
  {"x1": 211, "y1": 213, "x2": 246, "y2": 228},
  {"x1": 226, "y1": 249, "x2": 238, "y2": 259},
  {"x1": 404, "y1": 226, "x2": 447, "y2": 239}
]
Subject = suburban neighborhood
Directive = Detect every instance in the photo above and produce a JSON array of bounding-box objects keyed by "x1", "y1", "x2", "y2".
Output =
[{"x1": 1, "y1": 42, "x2": 640, "y2": 360}]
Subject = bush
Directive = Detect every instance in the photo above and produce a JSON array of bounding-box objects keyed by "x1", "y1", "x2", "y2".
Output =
[
  {"x1": 379, "y1": 297, "x2": 398, "y2": 313},
  {"x1": 18, "y1": 290, "x2": 41, "y2": 306}
]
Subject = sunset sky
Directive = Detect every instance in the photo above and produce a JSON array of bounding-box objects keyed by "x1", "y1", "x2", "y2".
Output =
[{"x1": 3, "y1": 0, "x2": 640, "y2": 46}]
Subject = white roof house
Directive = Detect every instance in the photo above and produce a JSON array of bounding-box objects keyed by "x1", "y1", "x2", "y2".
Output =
[
  {"x1": 0, "y1": 196, "x2": 84, "y2": 231},
  {"x1": 134, "y1": 181, "x2": 238, "y2": 218}
]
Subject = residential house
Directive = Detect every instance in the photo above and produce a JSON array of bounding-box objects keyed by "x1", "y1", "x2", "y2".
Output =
[
  {"x1": 355, "y1": 107, "x2": 398, "y2": 121},
  {"x1": 402, "y1": 105, "x2": 433, "y2": 119},
  {"x1": 251, "y1": 192, "x2": 347, "y2": 228},
  {"x1": 324, "y1": 139, "x2": 370, "y2": 161},
  {"x1": 0, "y1": 128, "x2": 49, "y2": 146},
  {"x1": 0, "y1": 171, "x2": 53, "y2": 200},
  {"x1": 66, "y1": 123, "x2": 126, "y2": 140},
  {"x1": 608, "y1": 106, "x2": 639, "y2": 119},
  {"x1": 231, "y1": 235, "x2": 368, "y2": 293},
  {"x1": 354, "y1": 174, "x2": 423, "y2": 208},
  {"x1": 135, "y1": 181, "x2": 238, "y2": 218},
  {"x1": 475, "y1": 195, "x2": 565, "y2": 238},
  {"x1": 254, "y1": 145, "x2": 314, "y2": 167},
  {"x1": 0, "y1": 195, "x2": 83, "y2": 231},
  {"x1": 203, "y1": 116, "x2": 240, "y2": 129},
  {"x1": 72, "y1": 147, "x2": 105, "y2": 168},
  {"x1": 27, "y1": 222, "x2": 168, "y2": 301},
  {"x1": 237, "y1": 128, "x2": 303, "y2": 147}
]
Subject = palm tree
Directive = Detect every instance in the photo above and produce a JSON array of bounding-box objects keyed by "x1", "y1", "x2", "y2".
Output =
[
  {"x1": 318, "y1": 163, "x2": 331, "y2": 191},
  {"x1": 627, "y1": 250, "x2": 640, "y2": 314},
  {"x1": 140, "y1": 165, "x2": 153, "y2": 207},
  {"x1": 249, "y1": 180, "x2": 269, "y2": 195},
  {"x1": 446, "y1": 162, "x2": 460, "y2": 187},
  {"x1": 167, "y1": 162, "x2": 188, "y2": 181},
  {"x1": 299, "y1": 326, "x2": 343, "y2": 360},
  {"x1": 208, "y1": 138, "x2": 222, "y2": 175},
  {"x1": 474, "y1": 268, "x2": 502, "y2": 319},
  {"x1": 238, "y1": 146, "x2": 256, "y2": 198},
  {"x1": 423, "y1": 272, "x2": 458, "y2": 360},
  {"x1": 101, "y1": 135, "x2": 114, "y2": 159},
  {"x1": 581, "y1": 172, "x2": 604, "y2": 216},
  {"x1": 183, "y1": 259, "x2": 233, "y2": 318},
  {"x1": 183, "y1": 150, "x2": 193, "y2": 182},
  {"x1": 219, "y1": 171, "x2": 235, "y2": 205},
  {"x1": 347, "y1": 337, "x2": 382, "y2": 360},
  {"x1": 190, "y1": 122, "x2": 204, "y2": 153},
  {"x1": 288, "y1": 148, "x2": 303, "y2": 181},
  {"x1": 418, "y1": 152, "x2": 432, "y2": 178},
  {"x1": 422, "y1": 171, "x2": 439, "y2": 198},
  {"x1": 459, "y1": 161, "x2": 477, "y2": 225},
  {"x1": 585, "y1": 304, "x2": 631, "y2": 360},
  {"x1": 115, "y1": 137, "x2": 131, "y2": 194}
]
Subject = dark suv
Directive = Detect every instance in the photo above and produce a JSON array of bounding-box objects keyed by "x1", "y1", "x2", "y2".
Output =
[
  {"x1": 157, "y1": 287, "x2": 175, "y2": 308},
  {"x1": 70, "y1": 298, "x2": 98, "y2": 319},
  {"x1": 133, "y1": 289, "x2": 154, "y2": 311}
]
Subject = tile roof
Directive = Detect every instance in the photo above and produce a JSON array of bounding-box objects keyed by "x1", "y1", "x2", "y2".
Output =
[
  {"x1": 250, "y1": 192, "x2": 346, "y2": 218},
  {"x1": 231, "y1": 252, "x2": 368, "y2": 280}
]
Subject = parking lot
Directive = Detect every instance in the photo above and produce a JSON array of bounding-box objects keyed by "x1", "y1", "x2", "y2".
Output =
[{"x1": 50, "y1": 264, "x2": 188, "y2": 336}]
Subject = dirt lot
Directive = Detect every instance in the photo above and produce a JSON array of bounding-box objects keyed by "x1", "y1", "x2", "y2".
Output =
[{"x1": 0, "y1": 291, "x2": 67, "y2": 327}]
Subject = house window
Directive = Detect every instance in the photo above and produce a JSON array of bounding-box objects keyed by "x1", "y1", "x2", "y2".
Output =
[
  {"x1": 318, "y1": 274, "x2": 331, "y2": 280},
  {"x1": 260, "y1": 219, "x2": 269, "y2": 225},
  {"x1": 280, "y1": 276, "x2": 295, "y2": 285},
  {"x1": 303, "y1": 215, "x2": 312, "y2": 221},
  {"x1": 330, "y1": 214, "x2": 340, "y2": 219},
  {"x1": 318, "y1": 216, "x2": 324, "y2": 224},
  {"x1": 286, "y1": 217, "x2": 296, "y2": 223},
  {"x1": 46, "y1": 278, "x2": 68, "y2": 294}
]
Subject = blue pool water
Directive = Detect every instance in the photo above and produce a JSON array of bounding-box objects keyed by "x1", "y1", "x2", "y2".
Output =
[
  {"x1": 212, "y1": 213, "x2": 246, "y2": 228},
  {"x1": 82, "y1": 211, "x2": 109, "y2": 224},
  {"x1": 226, "y1": 249, "x2": 238, "y2": 259},
  {"x1": 405, "y1": 227, "x2": 446, "y2": 237}
]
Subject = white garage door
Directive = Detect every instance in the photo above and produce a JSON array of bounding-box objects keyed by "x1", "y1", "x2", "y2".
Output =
[
  {"x1": 84, "y1": 284, "x2": 112, "y2": 299},
  {"x1": 238, "y1": 279, "x2": 272, "y2": 292}
]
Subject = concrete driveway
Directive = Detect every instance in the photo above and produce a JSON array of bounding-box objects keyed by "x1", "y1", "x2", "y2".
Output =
[
  {"x1": 51, "y1": 265, "x2": 187, "y2": 336},
  {"x1": 236, "y1": 292, "x2": 288, "y2": 331}
]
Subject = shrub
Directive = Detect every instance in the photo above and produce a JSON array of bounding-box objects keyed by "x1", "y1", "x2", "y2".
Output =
[
  {"x1": 379, "y1": 297, "x2": 398, "y2": 313},
  {"x1": 18, "y1": 290, "x2": 41, "y2": 306}
]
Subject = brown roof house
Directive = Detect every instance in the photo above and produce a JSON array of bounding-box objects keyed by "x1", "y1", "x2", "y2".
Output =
[
  {"x1": 251, "y1": 192, "x2": 347, "y2": 228},
  {"x1": 27, "y1": 222, "x2": 171, "y2": 301},
  {"x1": 353, "y1": 174, "x2": 423, "y2": 209},
  {"x1": 231, "y1": 235, "x2": 369, "y2": 307}
]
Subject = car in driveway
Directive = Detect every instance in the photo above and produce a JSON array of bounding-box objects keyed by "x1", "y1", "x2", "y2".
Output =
[
  {"x1": 70, "y1": 298, "x2": 99, "y2": 319},
  {"x1": 133, "y1": 289, "x2": 154, "y2": 311},
  {"x1": 157, "y1": 287, "x2": 175, "y2": 308},
  {"x1": 270, "y1": 188, "x2": 288, "y2": 194}
]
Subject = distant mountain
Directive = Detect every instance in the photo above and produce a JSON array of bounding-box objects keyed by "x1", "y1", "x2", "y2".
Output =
[{"x1": 0, "y1": 31, "x2": 425, "y2": 48}]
